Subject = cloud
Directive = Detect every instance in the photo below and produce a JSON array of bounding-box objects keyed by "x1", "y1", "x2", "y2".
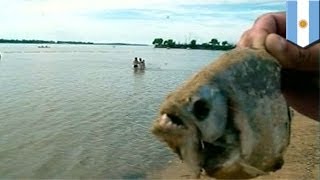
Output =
[{"x1": 0, "y1": 0, "x2": 285, "y2": 44}]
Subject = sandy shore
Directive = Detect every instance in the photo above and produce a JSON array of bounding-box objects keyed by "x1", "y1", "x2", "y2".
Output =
[{"x1": 148, "y1": 111, "x2": 319, "y2": 179}]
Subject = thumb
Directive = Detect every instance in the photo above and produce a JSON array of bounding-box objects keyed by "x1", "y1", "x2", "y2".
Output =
[{"x1": 265, "y1": 34, "x2": 319, "y2": 71}]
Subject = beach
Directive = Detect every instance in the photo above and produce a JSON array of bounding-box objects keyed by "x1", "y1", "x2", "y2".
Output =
[{"x1": 148, "y1": 111, "x2": 319, "y2": 179}]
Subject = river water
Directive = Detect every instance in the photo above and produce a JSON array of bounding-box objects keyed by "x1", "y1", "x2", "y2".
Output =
[{"x1": 0, "y1": 44, "x2": 223, "y2": 179}]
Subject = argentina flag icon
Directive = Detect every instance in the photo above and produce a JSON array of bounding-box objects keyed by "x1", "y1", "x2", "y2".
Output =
[{"x1": 286, "y1": 0, "x2": 320, "y2": 48}]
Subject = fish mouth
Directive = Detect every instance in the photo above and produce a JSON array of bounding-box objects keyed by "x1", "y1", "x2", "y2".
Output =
[{"x1": 158, "y1": 114, "x2": 186, "y2": 129}]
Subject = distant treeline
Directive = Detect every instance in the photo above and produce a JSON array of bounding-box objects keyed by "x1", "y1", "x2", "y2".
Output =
[
  {"x1": 0, "y1": 39, "x2": 94, "y2": 44},
  {"x1": 152, "y1": 38, "x2": 236, "y2": 50}
]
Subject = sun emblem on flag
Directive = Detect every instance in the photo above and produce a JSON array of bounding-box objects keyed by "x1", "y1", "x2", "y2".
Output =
[{"x1": 299, "y1": 19, "x2": 308, "y2": 28}]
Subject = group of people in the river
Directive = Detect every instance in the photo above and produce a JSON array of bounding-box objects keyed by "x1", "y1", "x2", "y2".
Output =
[{"x1": 132, "y1": 57, "x2": 146, "y2": 70}]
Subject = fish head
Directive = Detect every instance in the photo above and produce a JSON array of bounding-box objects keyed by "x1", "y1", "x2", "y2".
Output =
[{"x1": 151, "y1": 84, "x2": 229, "y2": 178}]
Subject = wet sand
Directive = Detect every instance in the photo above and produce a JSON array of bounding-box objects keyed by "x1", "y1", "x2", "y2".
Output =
[{"x1": 148, "y1": 111, "x2": 319, "y2": 179}]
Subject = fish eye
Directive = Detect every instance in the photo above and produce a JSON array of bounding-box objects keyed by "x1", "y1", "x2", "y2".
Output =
[{"x1": 192, "y1": 99, "x2": 210, "y2": 121}]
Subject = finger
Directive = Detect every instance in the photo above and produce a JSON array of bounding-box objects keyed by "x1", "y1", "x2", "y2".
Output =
[
  {"x1": 237, "y1": 12, "x2": 286, "y2": 49},
  {"x1": 253, "y1": 12, "x2": 286, "y2": 37},
  {"x1": 237, "y1": 30, "x2": 251, "y2": 47},
  {"x1": 266, "y1": 34, "x2": 320, "y2": 71},
  {"x1": 237, "y1": 29, "x2": 268, "y2": 49},
  {"x1": 251, "y1": 30, "x2": 269, "y2": 49}
]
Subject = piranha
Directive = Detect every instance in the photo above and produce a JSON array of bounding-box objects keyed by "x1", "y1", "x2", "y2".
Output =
[{"x1": 151, "y1": 48, "x2": 292, "y2": 179}]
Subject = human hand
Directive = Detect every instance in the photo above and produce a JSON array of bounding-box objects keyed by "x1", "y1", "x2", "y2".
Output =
[{"x1": 237, "y1": 12, "x2": 319, "y2": 120}]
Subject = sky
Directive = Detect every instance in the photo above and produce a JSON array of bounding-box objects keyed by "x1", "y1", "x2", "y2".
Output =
[{"x1": 0, "y1": 0, "x2": 285, "y2": 44}]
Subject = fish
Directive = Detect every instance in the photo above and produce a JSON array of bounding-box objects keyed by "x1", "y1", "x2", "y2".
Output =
[{"x1": 151, "y1": 48, "x2": 292, "y2": 179}]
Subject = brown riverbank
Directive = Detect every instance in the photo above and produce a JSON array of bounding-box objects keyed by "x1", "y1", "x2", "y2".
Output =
[{"x1": 148, "y1": 111, "x2": 319, "y2": 179}]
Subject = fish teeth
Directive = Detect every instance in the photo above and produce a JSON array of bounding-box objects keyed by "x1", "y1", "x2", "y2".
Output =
[
  {"x1": 172, "y1": 124, "x2": 178, "y2": 128},
  {"x1": 201, "y1": 140, "x2": 205, "y2": 149},
  {"x1": 159, "y1": 114, "x2": 183, "y2": 129},
  {"x1": 159, "y1": 117, "x2": 166, "y2": 126}
]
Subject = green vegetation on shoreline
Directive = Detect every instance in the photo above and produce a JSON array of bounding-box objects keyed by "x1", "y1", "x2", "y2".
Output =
[
  {"x1": 152, "y1": 38, "x2": 236, "y2": 50},
  {"x1": 0, "y1": 39, "x2": 148, "y2": 46},
  {"x1": 0, "y1": 38, "x2": 234, "y2": 49},
  {"x1": 0, "y1": 39, "x2": 94, "y2": 44}
]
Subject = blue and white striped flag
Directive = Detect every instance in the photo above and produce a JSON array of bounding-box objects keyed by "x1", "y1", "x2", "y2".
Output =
[{"x1": 286, "y1": 0, "x2": 320, "y2": 48}]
